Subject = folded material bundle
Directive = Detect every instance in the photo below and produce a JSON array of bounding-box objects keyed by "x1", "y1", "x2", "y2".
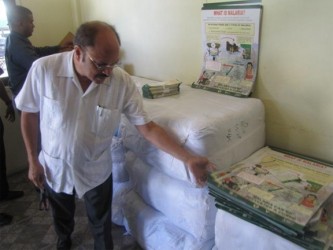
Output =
[
  {"x1": 117, "y1": 76, "x2": 265, "y2": 249},
  {"x1": 213, "y1": 209, "x2": 304, "y2": 250},
  {"x1": 121, "y1": 82, "x2": 265, "y2": 184},
  {"x1": 208, "y1": 146, "x2": 333, "y2": 250},
  {"x1": 125, "y1": 156, "x2": 217, "y2": 240},
  {"x1": 142, "y1": 79, "x2": 181, "y2": 99},
  {"x1": 123, "y1": 190, "x2": 215, "y2": 250}
]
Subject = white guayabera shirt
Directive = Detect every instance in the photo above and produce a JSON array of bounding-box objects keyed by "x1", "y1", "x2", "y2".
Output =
[{"x1": 15, "y1": 51, "x2": 150, "y2": 198}]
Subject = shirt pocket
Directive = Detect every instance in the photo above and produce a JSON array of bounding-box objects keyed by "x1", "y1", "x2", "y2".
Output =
[
  {"x1": 91, "y1": 106, "x2": 120, "y2": 138},
  {"x1": 41, "y1": 96, "x2": 65, "y2": 130}
]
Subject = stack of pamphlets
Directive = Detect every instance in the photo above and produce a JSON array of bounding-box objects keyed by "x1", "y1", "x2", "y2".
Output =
[
  {"x1": 208, "y1": 147, "x2": 333, "y2": 250},
  {"x1": 142, "y1": 79, "x2": 181, "y2": 99}
]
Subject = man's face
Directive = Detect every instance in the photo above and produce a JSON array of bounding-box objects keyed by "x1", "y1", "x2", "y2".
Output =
[
  {"x1": 21, "y1": 14, "x2": 34, "y2": 37},
  {"x1": 74, "y1": 28, "x2": 120, "y2": 84},
  {"x1": 82, "y1": 48, "x2": 120, "y2": 84}
]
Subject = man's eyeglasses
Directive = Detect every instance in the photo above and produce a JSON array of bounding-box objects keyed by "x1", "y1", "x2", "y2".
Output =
[{"x1": 87, "y1": 54, "x2": 120, "y2": 71}]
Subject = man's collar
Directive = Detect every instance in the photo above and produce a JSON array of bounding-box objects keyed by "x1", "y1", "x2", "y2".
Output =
[{"x1": 57, "y1": 51, "x2": 75, "y2": 78}]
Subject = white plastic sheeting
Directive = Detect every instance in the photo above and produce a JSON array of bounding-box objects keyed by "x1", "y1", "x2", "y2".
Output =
[
  {"x1": 111, "y1": 135, "x2": 129, "y2": 183},
  {"x1": 123, "y1": 77, "x2": 265, "y2": 183},
  {"x1": 126, "y1": 156, "x2": 216, "y2": 240},
  {"x1": 111, "y1": 76, "x2": 266, "y2": 249},
  {"x1": 112, "y1": 181, "x2": 131, "y2": 226},
  {"x1": 213, "y1": 210, "x2": 304, "y2": 250},
  {"x1": 123, "y1": 190, "x2": 215, "y2": 250}
]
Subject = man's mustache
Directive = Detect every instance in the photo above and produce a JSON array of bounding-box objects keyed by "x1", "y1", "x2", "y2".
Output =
[{"x1": 95, "y1": 73, "x2": 109, "y2": 79}]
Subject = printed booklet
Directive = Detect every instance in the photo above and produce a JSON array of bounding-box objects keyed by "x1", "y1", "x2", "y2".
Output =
[{"x1": 208, "y1": 146, "x2": 333, "y2": 249}]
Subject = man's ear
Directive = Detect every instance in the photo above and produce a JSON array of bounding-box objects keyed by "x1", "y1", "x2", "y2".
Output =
[{"x1": 74, "y1": 45, "x2": 83, "y2": 61}]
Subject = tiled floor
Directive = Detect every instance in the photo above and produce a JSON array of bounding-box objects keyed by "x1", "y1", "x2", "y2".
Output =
[{"x1": 0, "y1": 170, "x2": 142, "y2": 250}]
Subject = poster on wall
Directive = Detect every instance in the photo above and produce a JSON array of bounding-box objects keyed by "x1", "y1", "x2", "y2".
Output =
[{"x1": 192, "y1": 2, "x2": 262, "y2": 97}]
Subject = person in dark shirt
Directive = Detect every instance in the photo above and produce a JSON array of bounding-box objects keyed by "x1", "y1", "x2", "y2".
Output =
[
  {"x1": 5, "y1": 5, "x2": 73, "y2": 96},
  {"x1": 0, "y1": 68, "x2": 21, "y2": 226}
]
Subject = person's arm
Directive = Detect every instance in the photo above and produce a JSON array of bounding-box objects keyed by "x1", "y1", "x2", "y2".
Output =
[
  {"x1": 34, "y1": 45, "x2": 61, "y2": 57},
  {"x1": 20, "y1": 112, "x2": 44, "y2": 189},
  {"x1": 35, "y1": 32, "x2": 74, "y2": 55},
  {"x1": 136, "y1": 121, "x2": 215, "y2": 186},
  {"x1": 11, "y1": 40, "x2": 39, "y2": 72},
  {"x1": 0, "y1": 82, "x2": 15, "y2": 122},
  {"x1": 11, "y1": 36, "x2": 60, "y2": 67}
]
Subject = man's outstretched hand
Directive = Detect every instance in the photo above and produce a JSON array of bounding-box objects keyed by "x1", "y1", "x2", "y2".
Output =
[{"x1": 185, "y1": 156, "x2": 216, "y2": 187}]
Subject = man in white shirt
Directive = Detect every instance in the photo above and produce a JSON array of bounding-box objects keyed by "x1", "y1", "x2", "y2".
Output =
[{"x1": 15, "y1": 21, "x2": 214, "y2": 250}]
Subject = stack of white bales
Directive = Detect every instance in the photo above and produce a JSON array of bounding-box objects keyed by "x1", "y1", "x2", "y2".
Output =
[{"x1": 111, "y1": 76, "x2": 266, "y2": 249}]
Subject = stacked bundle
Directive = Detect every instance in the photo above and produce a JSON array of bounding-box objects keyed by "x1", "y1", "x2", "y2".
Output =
[
  {"x1": 208, "y1": 146, "x2": 333, "y2": 250},
  {"x1": 111, "y1": 76, "x2": 266, "y2": 249},
  {"x1": 110, "y1": 130, "x2": 133, "y2": 226},
  {"x1": 142, "y1": 79, "x2": 181, "y2": 99}
]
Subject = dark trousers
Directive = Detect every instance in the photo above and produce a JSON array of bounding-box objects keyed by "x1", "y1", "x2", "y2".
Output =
[
  {"x1": 0, "y1": 118, "x2": 9, "y2": 198},
  {"x1": 45, "y1": 174, "x2": 113, "y2": 250}
]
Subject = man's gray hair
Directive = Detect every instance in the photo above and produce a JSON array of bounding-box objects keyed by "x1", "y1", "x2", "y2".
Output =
[{"x1": 73, "y1": 21, "x2": 121, "y2": 47}]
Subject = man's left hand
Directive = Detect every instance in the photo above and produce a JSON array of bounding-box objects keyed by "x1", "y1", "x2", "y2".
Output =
[
  {"x1": 5, "y1": 104, "x2": 15, "y2": 122},
  {"x1": 186, "y1": 156, "x2": 216, "y2": 187}
]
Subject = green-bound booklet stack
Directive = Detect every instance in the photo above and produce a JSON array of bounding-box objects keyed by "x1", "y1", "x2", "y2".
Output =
[
  {"x1": 208, "y1": 146, "x2": 333, "y2": 250},
  {"x1": 142, "y1": 79, "x2": 181, "y2": 99}
]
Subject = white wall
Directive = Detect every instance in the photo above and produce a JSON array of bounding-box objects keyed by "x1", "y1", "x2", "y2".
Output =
[
  {"x1": 255, "y1": 0, "x2": 333, "y2": 162},
  {"x1": 78, "y1": 0, "x2": 333, "y2": 163},
  {"x1": 78, "y1": 0, "x2": 205, "y2": 82}
]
